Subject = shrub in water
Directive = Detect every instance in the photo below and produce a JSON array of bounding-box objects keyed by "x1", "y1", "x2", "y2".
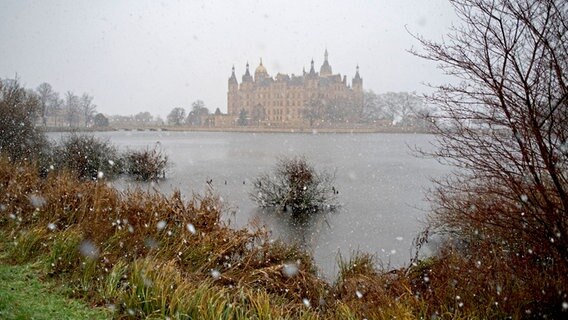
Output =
[
  {"x1": 54, "y1": 133, "x2": 122, "y2": 180},
  {"x1": 123, "y1": 145, "x2": 168, "y2": 181},
  {"x1": 250, "y1": 155, "x2": 338, "y2": 215}
]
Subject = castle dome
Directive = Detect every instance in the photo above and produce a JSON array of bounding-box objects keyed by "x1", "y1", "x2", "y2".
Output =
[{"x1": 255, "y1": 58, "x2": 268, "y2": 75}]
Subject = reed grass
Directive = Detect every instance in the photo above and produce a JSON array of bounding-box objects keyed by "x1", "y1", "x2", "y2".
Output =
[{"x1": 0, "y1": 156, "x2": 564, "y2": 319}]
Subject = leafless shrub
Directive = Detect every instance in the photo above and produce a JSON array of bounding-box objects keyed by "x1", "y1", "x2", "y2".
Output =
[
  {"x1": 123, "y1": 145, "x2": 168, "y2": 181},
  {"x1": 250, "y1": 155, "x2": 338, "y2": 215},
  {"x1": 53, "y1": 133, "x2": 122, "y2": 180}
]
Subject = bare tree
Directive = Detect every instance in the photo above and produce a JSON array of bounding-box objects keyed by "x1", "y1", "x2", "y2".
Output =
[
  {"x1": 186, "y1": 100, "x2": 209, "y2": 126},
  {"x1": 36, "y1": 82, "x2": 57, "y2": 126},
  {"x1": 64, "y1": 91, "x2": 81, "y2": 127},
  {"x1": 134, "y1": 111, "x2": 153, "y2": 125},
  {"x1": 49, "y1": 93, "x2": 64, "y2": 127},
  {"x1": 79, "y1": 93, "x2": 97, "y2": 127},
  {"x1": 167, "y1": 107, "x2": 186, "y2": 126},
  {"x1": 413, "y1": 0, "x2": 567, "y2": 277}
]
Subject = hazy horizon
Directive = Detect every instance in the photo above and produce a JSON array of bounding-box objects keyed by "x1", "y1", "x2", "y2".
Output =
[{"x1": 0, "y1": 0, "x2": 457, "y2": 118}]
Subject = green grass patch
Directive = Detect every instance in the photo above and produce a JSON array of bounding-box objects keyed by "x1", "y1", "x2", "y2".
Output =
[{"x1": 0, "y1": 263, "x2": 111, "y2": 320}]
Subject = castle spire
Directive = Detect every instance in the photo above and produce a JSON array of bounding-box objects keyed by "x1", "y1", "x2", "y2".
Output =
[
  {"x1": 352, "y1": 64, "x2": 362, "y2": 88},
  {"x1": 320, "y1": 49, "x2": 332, "y2": 76},
  {"x1": 242, "y1": 61, "x2": 253, "y2": 82},
  {"x1": 229, "y1": 64, "x2": 237, "y2": 83},
  {"x1": 309, "y1": 58, "x2": 316, "y2": 75}
]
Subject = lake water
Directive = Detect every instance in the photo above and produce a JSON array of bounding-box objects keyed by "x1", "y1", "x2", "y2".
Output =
[{"x1": 49, "y1": 131, "x2": 449, "y2": 278}]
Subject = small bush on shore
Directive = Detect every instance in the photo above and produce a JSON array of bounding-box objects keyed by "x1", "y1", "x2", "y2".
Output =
[
  {"x1": 123, "y1": 145, "x2": 168, "y2": 181},
  {"x1": 52, "y1": 133, "x2": 122, "y2": 180},
  {"x1": 250, "y1": 155, "x2": 338, "y2": 215}
]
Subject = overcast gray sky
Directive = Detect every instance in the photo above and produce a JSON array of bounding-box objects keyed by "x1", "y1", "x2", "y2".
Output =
[{"x1": 0, "y1": 0, "x2": 457, "y2": 118}]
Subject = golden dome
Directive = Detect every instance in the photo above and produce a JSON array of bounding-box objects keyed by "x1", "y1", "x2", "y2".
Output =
[{"x1": 255, "y1": 58, "x2": 267, "y2": 74}]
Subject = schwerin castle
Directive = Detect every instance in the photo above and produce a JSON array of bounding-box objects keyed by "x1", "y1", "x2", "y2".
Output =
[{"x1": 213, "y1": 50, "x2": 363, "y2": 128}]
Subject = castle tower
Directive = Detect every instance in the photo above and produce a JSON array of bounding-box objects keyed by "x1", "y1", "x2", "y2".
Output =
[
  {"x1": 305, "y1": 58, "x2": 318, "y2": 91},
  {"x1": 319, "y1": 49, "x2": 332, "y2": 76},
  {"x1": 227, "y1": 66, "x2": 239, "y2": 115},
  {"x1": 352, "y1": 65, "x2": 362, "y2": 92},
  {"x1": 352, "y1": 65, "x2": 364, "y2": 114}
]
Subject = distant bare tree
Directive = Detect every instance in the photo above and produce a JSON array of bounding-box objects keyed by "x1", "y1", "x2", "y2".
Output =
[
  {"x1": 36, "y1": 82, "x2": 57, "y2": 126},
  {"x1": 186, "y1": 100, "x2": 209, "y2": 126},
  {"x1": 93, "y1": 113, "x2": 109, "y2": 127},
  {"x1": 303, "y1": 98, "x2": 325, "y2": 126},
  {"x1": 64, "y1": 91, "x2": 81, "y2": 127},
  {"x1": 413, "y1": 0, "x2": 568, "y2": 281},
  {"x1": 134, "y1": 111, "x2": 153, "y2": 125},
  {"x1": 79, "y1": 93, "x2": 97, "y2": 126},
  {"x1": 167, "y1": 107, "x2": 186, "y2": 126},
  {"x1": 49, "y1": 94, "x2": 64, "y2": 126}
]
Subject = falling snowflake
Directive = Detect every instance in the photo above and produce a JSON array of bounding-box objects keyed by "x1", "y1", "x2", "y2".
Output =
[
  {"x1": 302, "y1": 298, "x2": 311, "y2": 307},
  {"x1": 211, "y1": 269, "x2": 221, "y2": 279},
  {"x1": 29, "y1": 194, "x2": 46, "y2": 208},
  {"x1": 47, "y1": 223, "x2": 57, "y2": 231},
  {"x1": 157, "y1": 220, "x2": 167, "y2": 230},
  {"x1": 186, "y1": 223, "x2": 196, "y2": 234},
  {"x1": 79, "y1": 240, "x2": 99, "y2": 259},
  {"x1": 282, "y1": 262, "x2": 299, "y2": 278},
  {"x1": 97, "y1": 171, "x2": 104, "y2": 179},
  {"x1": 355, "y1": 290, "x2": 363, "y2": 299}
]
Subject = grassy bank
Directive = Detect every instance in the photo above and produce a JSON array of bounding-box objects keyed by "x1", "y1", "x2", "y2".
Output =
[
  {"x1": 0, "y1": 263, "x2": 111, "y2": 319},
  {"x1": 0, "y1": 157, "x2": 563, "y2": 319}
]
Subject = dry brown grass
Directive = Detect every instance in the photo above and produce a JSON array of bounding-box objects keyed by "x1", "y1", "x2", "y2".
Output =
[{"x1": 1, "y1": 156, "x2": 565, "y2": 319}]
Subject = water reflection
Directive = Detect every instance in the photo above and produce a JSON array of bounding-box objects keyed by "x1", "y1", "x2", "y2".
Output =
[{"x1": 251, "y1": 207, "x2": 335, "y2": 255}]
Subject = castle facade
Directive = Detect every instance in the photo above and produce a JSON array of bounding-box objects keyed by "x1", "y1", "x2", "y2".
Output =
[{"x1": 227, "y1": 50, "x2": 363, "y2": 125}]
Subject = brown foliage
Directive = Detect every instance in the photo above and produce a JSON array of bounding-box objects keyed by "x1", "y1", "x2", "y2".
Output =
[{"x1": 411, "y1": 0, "x2": 568, "y2": 317}]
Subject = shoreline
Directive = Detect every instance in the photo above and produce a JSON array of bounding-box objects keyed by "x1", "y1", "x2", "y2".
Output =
[{"x1": 41, "y1": 126, "x2": 434, "y2": 134}]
